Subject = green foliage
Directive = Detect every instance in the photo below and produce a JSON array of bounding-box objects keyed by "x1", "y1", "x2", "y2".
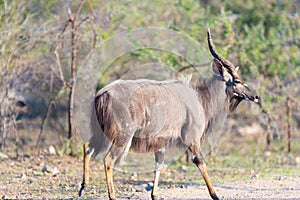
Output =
[{"x1": 94, "y1": 0, "x2": 300, "y2": 80}]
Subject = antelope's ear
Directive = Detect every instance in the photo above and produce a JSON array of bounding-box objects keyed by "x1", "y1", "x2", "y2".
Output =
[
  {"x1": 212, "y1": 58, "x2": 233, "y2": 82},
  {"x1": 212, "y1": 58, "x2": 224, "y2": 76}
]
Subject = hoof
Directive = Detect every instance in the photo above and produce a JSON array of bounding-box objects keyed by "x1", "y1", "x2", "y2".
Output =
[
  {"x1": 78, "y1": 189, "x2": 83, "y2": 197},
  {"x1": 78, "y1": 184, "x2": 85, "y2": 197},
  {"x1": 210, "y1": 193, "x2": 219, "y2": 200},
  {"x1": 109, "y1": 195, "x2": 116, "y2": 200}
]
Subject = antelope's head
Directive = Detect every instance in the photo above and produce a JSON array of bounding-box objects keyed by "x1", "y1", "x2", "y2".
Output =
[{"x1": 207, "y1": 28, "x2": 259, "y2": 111}]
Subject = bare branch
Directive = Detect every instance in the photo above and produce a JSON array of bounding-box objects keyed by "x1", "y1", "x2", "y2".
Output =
[
  {"x1": 86, "y1": 0, "x2": 97, "y2": 48},
  {"x1": 257, "y1": 101, "x2": 273, "y2": 150},
  {"x1": 286, "y1": 97, "x2": 292, "y2": 153},
  {"x1": 77, "y1": 16, "x2": 90, "y2": 28},
  {"x1": 66, "y1": 0, "x2": 85, "y2": 139},
  {"x1": 55, "y1": 0, "x2": 96, "y2": 140},
  {"x1": 36, "y1": 99, "x2": 54, "y2": 152},
  {"x1": 73, "y1": 0, "x2": 85, "y2": 24},
  {"x1": 60, "y1": 20, "x2": 70, "y2": 48},
  {"x1": 66, "y1": 0, "x2": 72, "y2": 18},
  {"x1": 54, "y1": 47, "x2": 67, "y2": 87}
]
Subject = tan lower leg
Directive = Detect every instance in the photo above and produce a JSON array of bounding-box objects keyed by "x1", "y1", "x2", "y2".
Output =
[
  {"x1": 197, "y1": 162, "x2": 219, "y2": 200},
  {"x1": 79, "y1": 142, "x2": 91, "y2": 196},
  {"x1": 104, "y1": 153, "x2": 116, "y2": 200},
  {"x1": 83, "y1": 142, "x2": 90, "y2": 185},
  {"x1": 151, "y1": 169, "x2": 160, "y2": 199}
]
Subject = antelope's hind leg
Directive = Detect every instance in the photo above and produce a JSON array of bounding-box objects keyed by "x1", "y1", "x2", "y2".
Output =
[
  {"x1": 104, "y1": 143, "x2": 128, "y2": 200},
  {"x1": 79, "y1": 142, "x2": 93, "y2": 197},
  {"x1": 189, "y1": 146, "x2": 219, "y2": 200}
]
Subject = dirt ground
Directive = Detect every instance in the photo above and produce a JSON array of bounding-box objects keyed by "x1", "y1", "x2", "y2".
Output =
[
  {"x1": 1, "y1": 127, "x2": 299, "y2": 200},
  {"x1": 133, "y1": 177, "x2": 300, "y2": 200},
  {"x1": 1, "y1": 151, "x2": 299, "y2": 200}
]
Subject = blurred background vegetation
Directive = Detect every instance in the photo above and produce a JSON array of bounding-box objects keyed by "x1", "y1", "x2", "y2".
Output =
[{"x1": 0, "y1": 0, "x2": 299, "y2": 157}]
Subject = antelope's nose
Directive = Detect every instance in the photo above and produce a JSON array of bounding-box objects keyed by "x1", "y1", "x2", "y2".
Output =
[{"x1": 254, "y1": 95, "x2": 259, "y2": 103}]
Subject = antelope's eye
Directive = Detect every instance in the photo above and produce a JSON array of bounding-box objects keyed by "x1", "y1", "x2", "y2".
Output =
[{"x1": 226, "y1": 81, "x2": 233, "y2": 87}]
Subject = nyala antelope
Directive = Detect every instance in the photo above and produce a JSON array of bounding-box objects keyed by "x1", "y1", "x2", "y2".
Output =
[{"x1": 79, "y1": 29, "x2": 259, "y2": 200}]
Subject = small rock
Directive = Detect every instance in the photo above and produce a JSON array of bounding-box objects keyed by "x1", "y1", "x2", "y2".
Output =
[
  {"x1": 251, "y1": 173, "x2": 260, "y2": 179},
  {"x1": 126, "y1": 186, "x2": 134, "y2": 192},
  {"x1": 181, "y1": 182, "x2": 199, "y2": 188},
  {"x1": 0, "y1": 152, "x2": 8, "y2": 159},
  {"x1": 90, "y1": 189, "x2": 97, "y2": 194},
  {"x1": 295, "y1": 156, "x2": 300, "y2": 165},
  {"x1": 179, "y1": 165, "x2": 187, "y2": 172},
  {"x1": 42, "y1": 165, "x2": 51, "y2": 173},
  {"x1": 264, "y1": 151, "x2": 272, "y2": 157},
  {"x1": 134, "y1": 184, "x2": 147, "y2": 192},
  {"x1": 23, "y1": 154, "x2": 30, "y2": 159},
  {"x1": 145, "y1": 183, "x2": 153, "y2": 191},
  {"x1": 18, "y1": 172, "x2": 27, "y2": 179},
  {"x1": 130, "y1": 172, "x2": 138, "y2": 180},
  {"x1": 44, "y1": 146, "x2": 56, "y2": 155},
  {"x1": 42, "y1": 165, "x2": 59, "y2": 176},
  {"x1": 32, "y1": 170, "x2": 38, "y2": 175},
  {"x1": 277, "y1": 176, "x2": 288, "y2": 181},
  {"x1": 52, "y1": 167, "x2": 59, "y2": 176}
]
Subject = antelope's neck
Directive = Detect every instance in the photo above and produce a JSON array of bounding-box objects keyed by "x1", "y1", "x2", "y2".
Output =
[{"x1": 196, "y1": 76, "x2": 230, "y2": 134}]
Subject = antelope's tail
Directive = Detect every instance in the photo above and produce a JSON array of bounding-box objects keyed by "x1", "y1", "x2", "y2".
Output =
[{"x1": 88, "y1": 91, "x2": 112, "y2": 158}]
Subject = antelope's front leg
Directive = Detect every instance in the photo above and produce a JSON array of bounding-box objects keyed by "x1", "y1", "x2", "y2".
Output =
[
  {"x1": 195, "y1": 158, "x2": 219, "y2": 200},
  {"x1": 189, "y1": 146, "x2": 219, "y2": 200}
]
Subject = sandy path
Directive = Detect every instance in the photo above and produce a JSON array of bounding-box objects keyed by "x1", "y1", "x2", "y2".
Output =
[{"x1": 118, "y1": 176, "x2": 300, "y2": 200}]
